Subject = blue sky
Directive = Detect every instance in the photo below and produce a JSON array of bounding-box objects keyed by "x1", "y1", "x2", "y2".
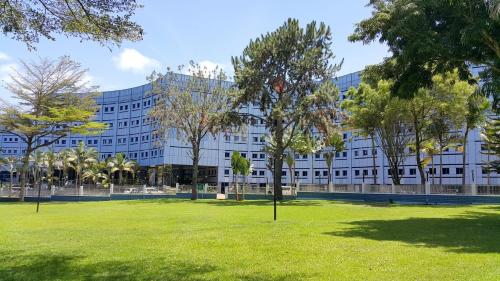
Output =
[{"x1": 0, "y1": 0, "x2": 388, "y2": 101}]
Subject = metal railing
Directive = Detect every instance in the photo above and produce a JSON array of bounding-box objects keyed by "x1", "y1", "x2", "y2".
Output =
[{"x1": 2, "y1": 183, "x2": 500, "y2": 199}]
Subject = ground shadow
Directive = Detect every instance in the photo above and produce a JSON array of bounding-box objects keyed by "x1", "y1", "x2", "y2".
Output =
[
  {"x1": 0, "y1": 251, "x2": 218, "y2": 281},
  {"x1": 324, "y1": 211, "x2": 500, "y2": 254},
  {"x1": 0, "y1": 250, "x2": 311, "y2": 281}
]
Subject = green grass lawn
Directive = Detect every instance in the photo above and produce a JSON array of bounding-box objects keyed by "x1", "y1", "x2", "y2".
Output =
[{"x1": 1, "y1": 200, "x2": 499, "y2": 281}]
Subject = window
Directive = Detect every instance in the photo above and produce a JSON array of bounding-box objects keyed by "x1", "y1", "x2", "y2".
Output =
[
  {"x1": 302, "y1": 155, "x2": 307, "y2": 159},
  {"x1": 398, "y1": 169, "x2": 404, "y2": 175},
  {"x1": 234, "y1": 135, "x2": 240, "y2": 142},
  {"x1": 315, "y1": 153, "x2": 320, "y2": 159},
  {"x1": 253, "y1": 137, "x2": 258, "y2": 142},
  {"x1": 252, "y1": 153, "x2": 258, "y2": 159},
  {"x1": 342, "y1": 170, "x2": 347, "y2": 176},
  {"x1": 354, "y1": 151, "x2": 359, "y2": 157},
  {"x1": 428, "y1": 168, "x2": 436, "y2": 175},
  {"x1": 282, "y1": 171, "x2": 286, "y2": 176},
  {"x1": 224, "y1": 152, "x2": 230, "y2": 158},
  {"x1": 372, "y1": 149, "x2": 377, "y2": 155},
  {"x1": 315, "y1": 171, "x2": 320, "y2": 177},
  {"x1": 442, "y1": 168, "x2": 449, "y2": 175},
  {"x1": 342, "y1": 152, "x2": 347, "y2": 157},
  {"x1": 224, "y1": 169, "x2": 229, "y2": 175},
  {"x1": 224, "y1": 135, "x2": 230, "y2": 142},
  {"x1": 260, "y1": 154, "x2": 265, "y2": 159},
  {"x1": 302, "y1": 171, "x2": 308, "y2": 177},
  {"x1": 363, "y1": 170, "x2": 368, "y2": 176},
  {"x1": 252, "y1": 170, "x2": 257, "y2": 176},
  {"x1": 372, "y1": 169, "x2": 377, "y2": 175},
  {"x1": 409, "y1": 168, "x2": 416, "y2": 175},
  {"x1": 363, "y1": 150, "x2": 368, "y2": 156},
  {"x1": 323, "y1": 171, "x2": 328, "y2": 176},
  {"x1": 259, "y1": 171, "x2": 265, "y2": 176},
  {"x1": 456, "y1": 167, "x2": 463, "y2": 175},
  {"x1": 355, "y1": 170, "x2": 360, "y2": 176},
  {"x1": 335, "y1": 170, "x2": 340, "y2": 177},
  {"x1": 343, "y1": 133, "x2": 347, "y2": 139},
  {"x1": 294, "y1": 171, "x2": 299, "y2": 177},
  {"x1": 241, "y1": 153, "x2": 246, "y2": 158}
]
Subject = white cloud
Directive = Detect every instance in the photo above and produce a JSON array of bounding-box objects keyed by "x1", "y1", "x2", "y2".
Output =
[
  {"x1": 0, "y1": 52, "x2": 10, "y2": 61},
  {"x1": 113, "y1": 48, "x2": 160, "y2": 73}
]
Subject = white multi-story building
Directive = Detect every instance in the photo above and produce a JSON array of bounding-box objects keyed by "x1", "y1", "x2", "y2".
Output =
[{"x1": 0, "y1": 71, "x2": 498, "y2": 187}]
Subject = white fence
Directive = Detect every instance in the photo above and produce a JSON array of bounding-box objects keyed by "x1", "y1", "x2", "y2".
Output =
[{"x1": 1, "y1": 183, "x2": 500, "y2": 198}]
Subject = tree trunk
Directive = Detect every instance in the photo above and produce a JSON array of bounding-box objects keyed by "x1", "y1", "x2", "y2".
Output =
[
  {"x1": 273, "y1": 118, "x2": 284, "y2": 200},
  {"x1": 431, "y1": 157, "x2": 435, "y2": 185},
  {"x1": 9, "y1": 169, "x2": 13, "y2": 197},
  {"x1": 439, "y1": 146, "x2": 443, "y2": 187},
  {"x1": 119, "y1": 170, "x2": 124, "y2": 186},
  {"x1": 191, "y1": 143, "x2": 200, "y2": 200},
  {"x1": 462, "y1": 129, "x2": 469, "y2": 185},
  {"x1": 19, "y1": 146, "x2": 32, "y2": 201},
  {"x1": 234, "y1": 174, "x2": 238, "y2": 201},
  {"x1": 414, "y1": 133, "x2": 426, "y2": 185},
  {"x1": 370, "y1": 134, "x2": 378, "y2": 185}
]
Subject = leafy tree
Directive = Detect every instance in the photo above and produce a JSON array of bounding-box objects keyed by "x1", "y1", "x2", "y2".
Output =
[
  {"x1": 232, "y1": 19, "x2": 341, "y2": 199},
  {"x1": 343, "y1": 81, "x2": 385, "y2": 184},
  {"x1": 404, "y1": 88, "x2": 435, "y2": 184},
  {"x1": 1, "y1": 0, "x2": 143, "y2": 50},
  {"x1": 322, "y1": 132, "x2": 344, "y2": 186},
  {"x1": 149, "y1": 62, "x2": 237, "y2": 200},
  {"x1": 427, "y1": 71, "x2": 469, "y2": 186},
  {"x1": 350, "y1": 0, "x2": 500, "y2": 109},
  {"x1": 67, "y1": 141, "x2": 98, "y2": 191},
  {"x1": 284, "y1": 151, "x2": 295, "y2": 187},
  {"x1": 481, "y1": 117, "x2": 500, "y2": 173},
  {"x1": 0, "y1": 56, "x2": 106, "y2": 200},
  {"x1": 111, "y1": 153, "x2": 135, "y2": 186},
  {"x1": 460, "y1": 92, "x2": 490, "y2": 184},
  {"x1": 345, "y1": 80, "x2": 412, "y2": 185}
]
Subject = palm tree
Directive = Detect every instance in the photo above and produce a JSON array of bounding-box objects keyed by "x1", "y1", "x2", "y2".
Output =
[
  {"x1": 1, "y1": 156, "x2": 18, "y2": 197},
  {"x1": 104, "y1": 157, "x2": 116, "y2": 185},
  {"x1": 421, "y1": 140, "x2": 440, "y2": 185},
  {"x1": 43, "y1": 150, "x2": 56, "y2": 189},
  {"x1": 322, "y1": 133, "x2": 344, "y2": 187},
  {"x1": 31, "y1": 150, "x2": 44, "y2": 190},
  {"x1": 56, "y1": 150, "x2": 71, "y2": 187},
  {"x1": 67, "y1": 142, "x2": 98, "y2": 191},
  {"x1": 82, "y1": 163, "x2": 109, "y2": 187},
  {"x1": 111, "y1": 153, "x2": 136, "y2": 186}
]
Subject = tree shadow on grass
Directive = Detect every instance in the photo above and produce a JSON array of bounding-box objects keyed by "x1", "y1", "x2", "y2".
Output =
[
  {"x1": 323, "y1": 211, "x2": 500, "y2": 254},
  {"x1": 0, "y1": 251, "x2": 218, "y2": 281},
  {"x1": 0, "y1": 250, "x2": 312, "y2": 281}
]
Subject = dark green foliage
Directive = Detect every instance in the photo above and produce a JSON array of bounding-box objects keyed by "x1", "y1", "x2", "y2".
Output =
[
  {"x1": 350, "y1": 0, "x2": 499, "y2": 109},
  {"x1": 0, "y1": 0, "x2": 143, "y2": 49},
  {"x1": 232, "y1": 18, "x2": 341, "y2": 199}
]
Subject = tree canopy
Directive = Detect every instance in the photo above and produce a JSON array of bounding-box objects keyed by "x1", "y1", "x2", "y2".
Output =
[
  {"x1": 0, "y1": 56, "x2": 106, "y2": 200},
  {"x1": 350, "y1": 0, "x2": 499, "y2": 109},
  {"x1": 1, "y1": 0, "x2": 143, "y2": 49},
  {"x1": 232, "y1": 18, "x2": 341, "y2": 199}
]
